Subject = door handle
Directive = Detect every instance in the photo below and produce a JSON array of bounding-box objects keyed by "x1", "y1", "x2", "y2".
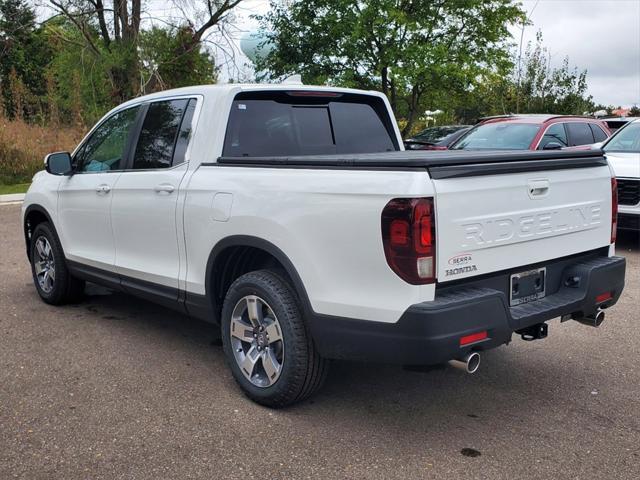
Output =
[
  {"x1": 528, "y1": 180, "x2": 550, "y2": 198},
  {"x1": 96, "y1": 184, "x2": 111, "y2": 194},
  {"x1": 154, "y1": 184, "x2": 175, "y2": 194}
]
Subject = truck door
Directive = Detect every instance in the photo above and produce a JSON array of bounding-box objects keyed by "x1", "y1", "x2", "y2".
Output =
[
  {"x1": 57, "y1": 106, "x2": 140, "y2": 270},
  {"x1": 110, "y1": 98, "x2": 197, "y2": 294}
]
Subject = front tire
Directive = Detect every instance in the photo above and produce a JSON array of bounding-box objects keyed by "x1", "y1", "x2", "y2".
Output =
[
  {"x1": 221, "y1": 270, "x2": 328, "y2": 408},
  {"x1": 30, "y1": 222, "x2": 85, "y2": 305}
]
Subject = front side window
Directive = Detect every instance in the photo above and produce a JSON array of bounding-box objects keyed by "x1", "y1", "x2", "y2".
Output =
[
  {"x1": 603, "y1": 122, "x2": 640, "y2": 153},
  {"x1": 452, "y1": 123, "x2": 540, "y2": 150},
  {"x1": 132, "y1": 99, "x2": 190, "y2": 169},
  {"x1": 566, "y1": 122, "x2": 595, "y2": 146},
  {"x1": 537, "y1": 123, "x2": 568, "y2": 149},
  {"x1": 76, "y1": 107, "x2": 139, "y2": 172}
]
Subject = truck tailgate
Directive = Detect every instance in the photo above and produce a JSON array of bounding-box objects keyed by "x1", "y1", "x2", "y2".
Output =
[{"x1": 432, "y1": 164, "x2": 613, "y2": 282}]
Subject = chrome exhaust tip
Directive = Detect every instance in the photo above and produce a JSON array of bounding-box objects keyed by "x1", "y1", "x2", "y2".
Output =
[
  {"x1": 575, "y1": 309, "x2": 605, "y2": 328},
  {"x1": 449, "y1": 351, "x2": 481, "y2": 374}
]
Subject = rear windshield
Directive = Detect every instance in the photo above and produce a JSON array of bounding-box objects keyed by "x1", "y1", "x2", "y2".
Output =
[
  {"x1": 604, "y1": 122, "x2": 640, "y2": 153},
  {"x1": 222, "y1": 91, "x2": 398, "y2": 157},
  {"x1": 452, "y1": 123, "x2": 540, "y2": 150}
]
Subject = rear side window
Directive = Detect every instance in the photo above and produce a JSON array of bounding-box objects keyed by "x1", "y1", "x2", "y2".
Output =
[
  {"x1": 589, "y1": 123, "x2": 608, "y2": 142},
  {"x1": 222, "y1": 92, "x2": 397, "y2": 157},
  {"x1": 172, "y1": 99, "x2": 197, "y2": 165},
  {"x1": 132, "y1": 99, "x2": 190, "y2": 169},
  {"x1": 566, "y1": 122, "x2": 595, "y2": 146}
]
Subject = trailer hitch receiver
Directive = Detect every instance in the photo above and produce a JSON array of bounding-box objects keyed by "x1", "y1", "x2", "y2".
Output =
[{"x1": 517, "y1": 323, "x2": 548, "y2": 341}]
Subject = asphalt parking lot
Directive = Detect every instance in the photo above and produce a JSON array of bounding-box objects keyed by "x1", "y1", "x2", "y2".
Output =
[{"x1": 1, "y1": 203, "x2": 639, "y2": 480}]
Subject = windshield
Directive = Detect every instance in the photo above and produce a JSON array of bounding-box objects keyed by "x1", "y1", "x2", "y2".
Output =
[
  {"x1": 452, "y1": 123, "x2": 540, "y2": 150},
  {"x1": 604, "y1": 122, "x2": 640, "y2": 153},
  {"x1": 410, "y1": 126, "x2": 468, "y2": 144}
]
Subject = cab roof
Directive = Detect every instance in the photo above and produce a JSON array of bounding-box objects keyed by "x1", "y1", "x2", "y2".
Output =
[{"x1": 116, "y1": 83, "x2": 387, "y2": 110}]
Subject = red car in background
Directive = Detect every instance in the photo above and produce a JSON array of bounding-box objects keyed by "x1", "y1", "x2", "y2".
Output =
[{"x1": 450, "y1": 115, "x2": 611, "y2": 151}]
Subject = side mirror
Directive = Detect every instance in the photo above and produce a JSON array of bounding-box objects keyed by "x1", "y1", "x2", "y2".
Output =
[
  {"x1": 590, "y1": 142, "x2": 604, "y2": 150},
  {"x1": 45, "y1": 152, "x2": 73, "y2": 176},
  {"x1": 542, "y1": 141, "x2": 563, "y2": 150}
]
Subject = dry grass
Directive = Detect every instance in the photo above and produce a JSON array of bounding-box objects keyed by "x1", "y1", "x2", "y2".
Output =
[{"x1": 0, "y1": 118, "x2": 84, "y2": 184}]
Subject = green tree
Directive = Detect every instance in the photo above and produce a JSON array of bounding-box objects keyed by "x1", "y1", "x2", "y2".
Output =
[
  {"x1": 257, "y1": 0, "x2": 525, "y2": 134},
  {"x1": 514, "y1": 32, "x2": 595, "y2": 115},
  {"x1": 47, "y1": 0, "x2": 243, "y2": 106},
  {"x1": 43, "y1": 18, "x2": 116, "y2": 125},
  {"x1": 0, "y1": 0, "x2": 51, "y2": 118},
  {"x1": 139, "y1": 26, "x2": 217, "y2": 92}
]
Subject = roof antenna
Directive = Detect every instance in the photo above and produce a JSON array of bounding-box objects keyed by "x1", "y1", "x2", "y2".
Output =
[{"x1": 282, "y1": 74, "x2": 303, "y2": 85}]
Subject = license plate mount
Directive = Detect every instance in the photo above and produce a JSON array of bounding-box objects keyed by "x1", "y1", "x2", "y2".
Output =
[{"x1": 510, "y1": 267, "x2": 546, "y2": 307}]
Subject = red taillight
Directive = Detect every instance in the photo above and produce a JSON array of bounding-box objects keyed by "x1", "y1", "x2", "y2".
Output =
[
  {"x1": 460, "y1": 331, "x2": 488, "y2": 346},
  {"x1": 390, "y1": 219, "x2": 410, "y2": 246},
  {"x1": 611, "y1": 177, "x2": 618, "y2": 244},
  {"x1": 596, "y1": 292, "x2": 612, "y2": 304},
  {"x1": 381, "y1": 198, "x2": 436, "y2": 284}
]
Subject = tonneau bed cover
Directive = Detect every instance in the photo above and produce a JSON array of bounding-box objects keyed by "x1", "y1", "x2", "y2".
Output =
[{"x1": 216, "y1": 149, "x2": 607, "y2": 179}]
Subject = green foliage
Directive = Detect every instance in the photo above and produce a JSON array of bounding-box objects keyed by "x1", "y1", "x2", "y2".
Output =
[
  {"x1": 139, "y1": 26, "x2": 217, "y2": 91},
  {"x1": 0, "y1": 182, "x2": 29, "y2": 194},
  {"x1": 257, "y1": 0, "x2": 525, "y2": 133},
  {"x1": 0, "y1": 1, "x2": 221, "y2": 127},
  {"x1": 43, "y1": 19, "x2": 115, "y2": 125},
  {"x1": 514, "y1": 32, "x2": 595, "y2": 115},
  {"x1": 0, "y1": 0, "x2": 52, "y2": 119},
  {"x1": 257, "y1": 4, "x2": 602, "y2": 128}
]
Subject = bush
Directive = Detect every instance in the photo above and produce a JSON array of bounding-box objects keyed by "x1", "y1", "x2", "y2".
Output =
[{"x1": 0, "y1": 118, "x2": 83, "y2": 184}]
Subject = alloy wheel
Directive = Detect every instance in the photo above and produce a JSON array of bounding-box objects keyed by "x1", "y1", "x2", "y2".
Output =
[
  {"x1": 229, "y1": 295, "x2": 284, "y2": 388},
  {"x1": 33, "y1": 236, "x2": 55, "y2": 294}
]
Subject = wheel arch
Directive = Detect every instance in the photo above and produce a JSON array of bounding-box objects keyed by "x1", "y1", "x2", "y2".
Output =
[
  {"x1": 23, "y1": 204, "x2": 57, "y2": 260},
  {"x1": 205, "y1": 236, "x2": 313, "y2": 323}
]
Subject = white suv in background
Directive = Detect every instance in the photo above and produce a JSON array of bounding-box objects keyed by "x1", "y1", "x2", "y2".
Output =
[{"x1": 601, "y1": 119, "x2": 640, "y2": 231}]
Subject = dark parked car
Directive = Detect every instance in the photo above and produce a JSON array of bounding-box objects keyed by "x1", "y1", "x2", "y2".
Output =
[
  {"x1": 601, "y1": 117, "x2": 639, "y2": 132},
  {"x1": 404, "y1": 125, "x2": 471, "y2": 150},
  {"x1": 450, "y1": 115, "x2": 611, "y2": 151}
]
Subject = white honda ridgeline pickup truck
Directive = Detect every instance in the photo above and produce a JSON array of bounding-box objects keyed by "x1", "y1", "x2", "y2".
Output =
[{"x1": 22, "y1": 84, "x2": 626, "y2": 407}]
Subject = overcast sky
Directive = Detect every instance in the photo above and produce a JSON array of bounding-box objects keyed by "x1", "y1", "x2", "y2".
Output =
[
  {"x1": 517, "y1": 0, "x2": 640, "y2": 107},
  {"x1": 230, "y1": 0, "x2": 640, "y2": 107}
]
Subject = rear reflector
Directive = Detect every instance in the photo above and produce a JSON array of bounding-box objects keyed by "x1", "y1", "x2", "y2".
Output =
[
  {"x1": 460, "y1": 331, "x2": 488, "y2": 346},
  {"x1": 596, "y1": 292, "x2": 612, "y2": 304}
]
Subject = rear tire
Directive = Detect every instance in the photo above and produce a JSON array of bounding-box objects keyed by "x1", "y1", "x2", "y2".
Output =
[
  {"x1": 221, "y1": 269, "x2": 328, "y2": 408},
  {"x1": 30, "y1": 222, "x2": 85, "y2": 305}
]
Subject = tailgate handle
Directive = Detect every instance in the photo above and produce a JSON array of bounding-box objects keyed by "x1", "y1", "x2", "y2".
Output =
[{"x1": 528, "y1": 180, "x2": 550, "y2": 198}]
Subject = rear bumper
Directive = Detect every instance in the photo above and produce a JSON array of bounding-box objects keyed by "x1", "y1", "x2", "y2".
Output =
[{"x1": 309, "y1": 255, "x2": 626, "y2": 365}]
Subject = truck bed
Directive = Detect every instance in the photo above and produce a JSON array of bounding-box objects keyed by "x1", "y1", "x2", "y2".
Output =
[{"x1": 215, "y1": 149, "x2": 607, "y2": 179}]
